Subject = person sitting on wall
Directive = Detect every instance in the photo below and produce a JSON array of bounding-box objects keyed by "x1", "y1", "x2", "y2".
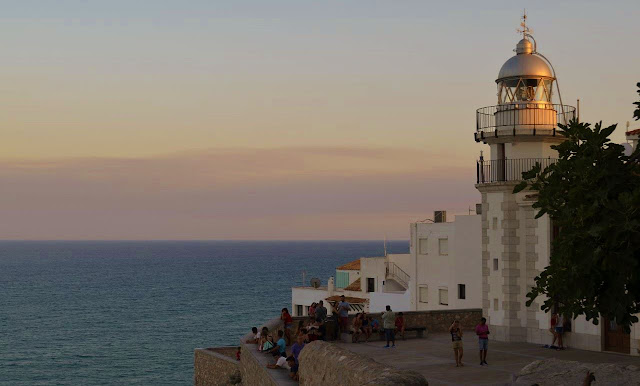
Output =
[
  {"x1": 295, "y1": 320, "x2": 305, "y2": 338},
  {"x1": 269, "y1": 330, "x2": 287, "y2": 357},
  {"x1": 287, "y1": 356, "x2": 299, "y2": 381},
  {"x1": 246, "y1": 326, "x2": 261, "y2": 344},
  {"x1": 261, "y1": 334, "x2": 275, "y2": 352},
  {"x1": 351, "y1": 313, "x2": 363, "y2": 343},
  {"x1": 369, "y1": 316, "x2": 382, "y2": 338},
  {"x1": 281, "y1": 308, "x2": 294, "y2": 344},
  {"x1": 290, "y1": 334, "x2": 305, "y2": 363},
  {"x1": 266, "y1": 351, "x2": 290, "y2": 369},
  {"x1": 257, "y1": 327, "x2": 270, "y2": 351},
  {"x1": 361, "y1": 312, "x2": 371, "y2": 342},
  {"x1": 316, "y1": 317, "x2": 326, "y2": 341},
  {"x1": 395, "y1": 312, "x2": 406, "y2": 340}
]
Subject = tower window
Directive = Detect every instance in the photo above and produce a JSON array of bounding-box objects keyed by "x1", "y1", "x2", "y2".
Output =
[{"x1": 493, "y1": 258, "x2": 499, "y2": 271}]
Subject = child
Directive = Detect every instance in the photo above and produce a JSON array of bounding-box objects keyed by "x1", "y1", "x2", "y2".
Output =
[{"x1": 236, "y1": 346, "x2": 241, "y2": 361}]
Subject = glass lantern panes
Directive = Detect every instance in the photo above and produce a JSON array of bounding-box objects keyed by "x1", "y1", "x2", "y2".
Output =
[{"x1": 498, "y1": 77, "x2": 553, "y2": 104}]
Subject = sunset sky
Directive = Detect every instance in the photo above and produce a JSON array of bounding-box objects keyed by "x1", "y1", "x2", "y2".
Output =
[{"x1": 2, "y1": 0, "x2": 639, "y2": 239}]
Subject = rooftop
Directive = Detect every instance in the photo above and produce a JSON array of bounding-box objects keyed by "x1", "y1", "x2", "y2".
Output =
[
  {"x1": 344, "y1": 277, "x2": 361, "y2": 291},
  {"x1": 336, "y1": 259, "x2": 361, "y2": 271},
  {"x1": 627, "y1": 128, "x2": 640, "y2": 136},
  {"x1": 336, "y1": 332, "x2": 640, "y2": 385}
]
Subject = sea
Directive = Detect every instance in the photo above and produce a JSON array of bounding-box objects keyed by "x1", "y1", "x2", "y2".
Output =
[{"x1": 0, "y1": 240, "x2": 408, "y2": 385}]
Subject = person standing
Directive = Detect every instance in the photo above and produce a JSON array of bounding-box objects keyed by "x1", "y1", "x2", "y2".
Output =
[
  {"x1": 315, "y1": 300, "x2": 327, "y2": 321},
  {"x1": 449, "y1": 320, "x2": 464, "y2": 367},
  {"x1": 336, "y1": 295, "x2": 350, "y2": 336},
  {"x1": 550, "y1": 312, "x2": 559, "y2": 348},
  {"x1": 555, "y1": 313, "x2": 565, "y2": 350},
  {"x1": 475, "y1": 317, "x2": 489, "y2": 365},
  {"x1": 381, "y1": 305, "x2": 396, "y2": 348}
]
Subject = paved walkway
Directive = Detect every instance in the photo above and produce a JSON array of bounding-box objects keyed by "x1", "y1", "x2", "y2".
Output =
[{"x1": 336, "y1": 333, "x2": 640, "y2": 385}]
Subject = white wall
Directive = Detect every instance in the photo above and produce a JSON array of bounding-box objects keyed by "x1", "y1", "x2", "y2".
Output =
[
  {"x1": 409, "y1": 215, "x2": 482, "y2": 312},
  {"x1": 370, "y1": 286, "x2": 412, "y2": 313}
]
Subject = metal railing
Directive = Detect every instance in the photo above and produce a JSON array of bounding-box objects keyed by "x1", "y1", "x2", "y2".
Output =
[
  {"x1": 476, "y1": 158, "x2": 557, "y2": 184},
  {"x1": 475, "y1": 103, "x2": 576, "y2": 140},
  {"x1": 385, "y1": 262, "x2": 410, "y2": 289}
]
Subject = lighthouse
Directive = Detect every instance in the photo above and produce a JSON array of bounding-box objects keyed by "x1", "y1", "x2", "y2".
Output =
[{"x1": 475, "y1": 15, "x2": 575, "y2": 343}]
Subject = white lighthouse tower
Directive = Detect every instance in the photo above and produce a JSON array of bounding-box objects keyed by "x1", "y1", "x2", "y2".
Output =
[{"x1": 475, "y1": 15, "x2": 575, "y2": 343}]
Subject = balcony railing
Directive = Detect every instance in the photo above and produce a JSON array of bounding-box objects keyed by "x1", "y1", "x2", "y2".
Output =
[
  {"x1": 475, "y1": 103, "x2": 576, "y2": 141},
  {"x1": 476, "y1": 158, "x2": 556, "y2": 184}
]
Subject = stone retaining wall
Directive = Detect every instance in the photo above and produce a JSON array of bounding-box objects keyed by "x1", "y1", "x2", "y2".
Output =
[
  {"x1": 298, "y1": 340, "x2": 427, "y2": 385},
  {"x1": 195, "y1": 309, "x2": 481, "y2": 385},
  {"x1": 194, "y1": 348, "x2": 240, "y2": 386}
]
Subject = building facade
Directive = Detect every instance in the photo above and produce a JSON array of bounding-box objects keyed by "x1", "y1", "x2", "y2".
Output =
[
  {"x1": 291, "y1": 213, "x2": 482, "y2": 316},
  {"x1": 475, "y1": 23, "x2": 639, "y2": 355}
]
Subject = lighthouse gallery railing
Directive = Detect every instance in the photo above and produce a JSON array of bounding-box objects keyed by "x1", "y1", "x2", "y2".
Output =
[
  {"x1": 475, "y1": 103, "x2": 576, "y2": 141},
  {"x1": 476, "y1": 158, "x2": 557, "y2": 184}
]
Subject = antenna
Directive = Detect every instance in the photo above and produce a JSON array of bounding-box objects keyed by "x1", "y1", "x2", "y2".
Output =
[
  {"x1": 516, "y1": 9, "x2": 533, "y2": 39},
  {"x1": 383, "y1": 235, "x2": 388, "y2": 257}
]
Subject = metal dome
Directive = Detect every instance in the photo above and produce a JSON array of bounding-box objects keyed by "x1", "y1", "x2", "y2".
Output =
[{"x1": 497, "y1": 39, "x2": 553, "y2": 81}]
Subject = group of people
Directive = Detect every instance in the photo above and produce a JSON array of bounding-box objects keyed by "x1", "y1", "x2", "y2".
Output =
[
  {"x1": 245, "y1": 305, "x2": 331, "y2": 382},
  {"x1": 448, "y1": 317, "x2": 490, "y2": 367},
  {"x1": 333, "y1": 296, "x2": 406, "y2": 346}
]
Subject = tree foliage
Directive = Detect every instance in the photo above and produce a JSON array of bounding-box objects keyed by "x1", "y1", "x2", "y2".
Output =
[{"x1": 514, "y1": 118, "x2": 640, "y2": 331}]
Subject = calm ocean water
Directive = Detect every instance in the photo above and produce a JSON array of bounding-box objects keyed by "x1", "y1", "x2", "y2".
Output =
[{"x1": 1, "y1": 240, "x2": 408, "y2": 385}]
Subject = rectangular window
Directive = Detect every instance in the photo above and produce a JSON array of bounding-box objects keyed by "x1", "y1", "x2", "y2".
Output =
[
  {"x1": 296, "y1": 304, "x2": 303, "y2": 316},
  {"x1": 419, "y1": 238, "x2": 428, "y2": 255},
  {"x1": 438, "y1": 238, "x2": 448, "y2": 255},
  {"x1": 419, "y1": 286, "x2": 428, "y2": 303},
  {"x1": 366, "y1": 278, "x2": 375, "y2": 293},
  {"x1": 493, "y1": 258, "x2": 499, "y2": 271},
  {"x1": 493, "y1": 298, "x2": 499, "y2": 311},
  {"x1": 305, "y1": 306, "x2": 310, "y2": 315},
  {"x1": 492, "y1": 217, "x2": 498, "y2": 230},
  {"x1": 458, "y1": 284, "x2": 466, "y2": 299},
  {"x1": 439, "y1": 288, "x2": 448, "y2": 305}
]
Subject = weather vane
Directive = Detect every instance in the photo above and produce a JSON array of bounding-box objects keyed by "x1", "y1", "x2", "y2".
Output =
[{"x1": 516, "y1": 9, "x2": 532, "y2": 39}]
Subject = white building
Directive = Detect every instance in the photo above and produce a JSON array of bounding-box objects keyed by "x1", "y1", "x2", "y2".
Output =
[
  {"x1": 627, "y1": 127, "x2": 639, "y2": 152},
  {"x1": 291, "y1": 212, "x2": 482, "y2": 316},
  {"x1": 475, "y1": 21, "x2": 639, "y2": 355}
]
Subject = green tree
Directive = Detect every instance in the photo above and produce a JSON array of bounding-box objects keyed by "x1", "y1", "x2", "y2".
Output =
[{"x1": 514, "y1": 117, "x2": 640, "y2": 331}]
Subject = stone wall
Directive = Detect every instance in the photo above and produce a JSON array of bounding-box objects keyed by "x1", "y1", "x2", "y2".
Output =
[
  {"x1": 194, "y1": 348, "x2": 240, "y2": 386},
  {"x1": 514, "y1": 358, "x2": 640, "y2": 385},
  {"x1": 195, "y1": 309, "x2": 481, "y2": 385},
  {"x1": 298, "y1": 340, "x2": 427, "y2": 385}
]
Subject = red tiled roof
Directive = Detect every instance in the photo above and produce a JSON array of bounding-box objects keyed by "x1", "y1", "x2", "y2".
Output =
[
  {"x1": 626, "y1": 128, "x2": 640, "y2": 136},
  {"x1": 337, "y1": 259, "x2": 360, "y2": 271},
  {"x1": 344, "y1": 278, "x2": 361, "y2": 291}
]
